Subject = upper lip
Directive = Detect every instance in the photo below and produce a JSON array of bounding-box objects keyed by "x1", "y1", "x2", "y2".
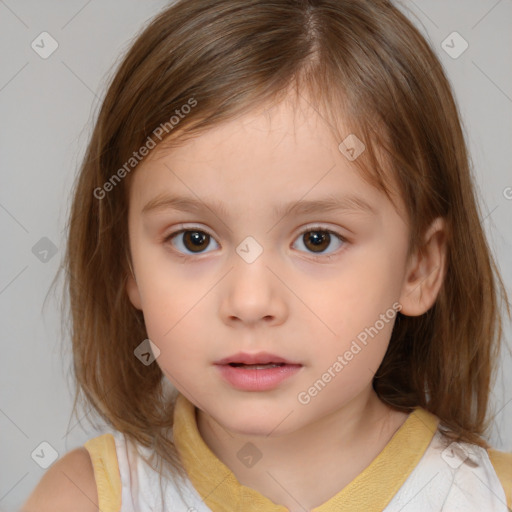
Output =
[{"x1": 214, "y1": 352, "x2": 300, "y2": 365}]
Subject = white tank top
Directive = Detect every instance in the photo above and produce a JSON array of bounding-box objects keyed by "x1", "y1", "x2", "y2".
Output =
[{"x1": 110, "y1": 427, "x2": 509, "y2": 511}]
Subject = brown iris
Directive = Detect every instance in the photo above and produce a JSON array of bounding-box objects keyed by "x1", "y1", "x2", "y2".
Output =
[
  {"x1": 182, "y1": 231, "x2": 210, "y2": 253},
  {"x1": 303, "y1": 230, "x2": 331, "y2": 253}
]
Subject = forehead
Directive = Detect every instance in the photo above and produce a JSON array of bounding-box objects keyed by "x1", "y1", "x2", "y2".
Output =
[
  {"x1": 128, "y1": 95, "x2": 405, "y2": 222},
  {"x1": 149, "y1": 95, "x2": 340, "y2": 169}
]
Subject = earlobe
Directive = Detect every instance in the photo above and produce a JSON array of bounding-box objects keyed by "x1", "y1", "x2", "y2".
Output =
[{"x1": 398, "y1": 217, "x2": 447, "y2": 316}]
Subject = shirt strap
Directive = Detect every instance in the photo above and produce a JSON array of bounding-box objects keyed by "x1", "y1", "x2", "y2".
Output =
[{"x1": 84, "y1": 433, "x2": 122, "y2": 512}]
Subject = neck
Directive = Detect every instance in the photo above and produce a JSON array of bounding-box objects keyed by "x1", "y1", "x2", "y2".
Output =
[{"x1": 196, "y1": 389, "x2": 408, "y2": 511}]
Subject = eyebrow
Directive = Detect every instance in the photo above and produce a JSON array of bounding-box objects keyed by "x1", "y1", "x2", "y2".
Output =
[{"x1": 141, "y1": 192, "x2": 377, "y2": 219}]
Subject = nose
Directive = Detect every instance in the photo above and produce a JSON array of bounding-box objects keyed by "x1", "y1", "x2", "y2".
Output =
[{"x1": 219, "y1": 253, "x2": 288, "y2": 327}]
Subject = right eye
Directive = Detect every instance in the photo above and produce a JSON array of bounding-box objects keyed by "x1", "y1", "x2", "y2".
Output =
[{"x1": 164, "y1": 228, "x2": 220, "y2": 256}]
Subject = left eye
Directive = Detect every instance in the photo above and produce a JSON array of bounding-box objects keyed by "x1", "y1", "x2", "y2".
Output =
[
  {"x1": 164, "y1": 226, "x2": 346, "y2": 258},
  {"x1": 292, "y1": 227, "x2": 345, "y2": 256},
  {"x1": 165, "y1": 229, "x2": 219, "y2": 255}
]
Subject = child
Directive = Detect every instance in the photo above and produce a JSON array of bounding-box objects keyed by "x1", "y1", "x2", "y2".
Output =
[{"x1": 23, "y1": 0, "x2": 512, "y2": 511}]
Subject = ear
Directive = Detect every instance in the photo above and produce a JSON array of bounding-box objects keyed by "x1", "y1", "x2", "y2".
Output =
[
  {"x1": 398, "y1": 217, "x2": 447, "y2": 316},
  {"x1": 125, "y1": 258, "x2": 143, "y2": 310}
]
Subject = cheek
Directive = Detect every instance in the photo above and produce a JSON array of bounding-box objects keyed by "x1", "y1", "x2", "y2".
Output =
[
  {"x1": 133, "y1": 251, "x2": 203, "y2": 338},
  {"x1": 144, "y1": 305, "x2": 208, "y2": 379},
  {"x1": 316, "y1": 310, "x2": 396, "y2": 373},
  {"x1": 301, "y1": 315, "x2": 397, "y2": 413},
  {"x1": 301, "y1": 247, "x2": 403, "y2": 370},
  {"x1": 310, "y1": 257, "x2": 402, "y2": 333},
  {"x1": 142, "y1": 292, "x2": 207, "y2": 351},
  {"x1": 135, "y1": 266, "x2": 215, "y2": 369}
]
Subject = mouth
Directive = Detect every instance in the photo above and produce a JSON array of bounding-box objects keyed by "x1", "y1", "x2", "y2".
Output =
[
  {"x1": 227, "y1": 362, "x2": 287, "y2": 369},
  {"x1": 213, "y1": 352, "x2": 303, "y2": 391},
  {"x1": 214, "y1": 351, "x2": 301, "y2": 367}
]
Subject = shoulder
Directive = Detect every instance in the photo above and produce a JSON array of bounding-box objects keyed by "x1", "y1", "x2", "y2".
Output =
[
  {"x1": 487, "y1": 448, "x2": 512, "y2": 509},
  {"x1": 21, "y1": 446, "x2": 98, "y2": 512}
]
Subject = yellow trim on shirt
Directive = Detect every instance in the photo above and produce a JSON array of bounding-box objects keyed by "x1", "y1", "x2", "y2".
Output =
[
  {"x1": 173, "y1": 393, "x2": 440, "y2": 512},
  {"x1": 84, "y1": 433, "x2": 121, "y2": 512},
  {"x1": 488, "y1": 448, "x2": 512, "y2": 510}
]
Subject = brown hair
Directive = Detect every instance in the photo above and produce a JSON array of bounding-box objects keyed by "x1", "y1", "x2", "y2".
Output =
[{"x1": 55, "y1": 0, "x2": 509, "y2": 485}]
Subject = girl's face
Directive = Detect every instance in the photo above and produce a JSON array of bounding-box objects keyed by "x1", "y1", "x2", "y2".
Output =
[{"x1": 126, "y1": 95, "x2": 413, "y2": 436}]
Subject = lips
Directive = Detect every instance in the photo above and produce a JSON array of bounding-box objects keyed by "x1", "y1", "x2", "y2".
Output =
[
  {"x1": 214, "y1": 351, "x2": 300, "y2": 366},
  {"x1": 214, "y1": 352, "x2": 303, "y2": 391}
]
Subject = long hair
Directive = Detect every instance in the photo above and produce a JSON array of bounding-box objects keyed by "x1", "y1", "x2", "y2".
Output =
[{"x1": 56, "y1": 0, "x2": 509, "y2": 484}]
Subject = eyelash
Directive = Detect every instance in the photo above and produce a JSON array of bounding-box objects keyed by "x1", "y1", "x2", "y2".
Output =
[{"x1": 162, "y1": 225, "x2": 348, "y2": 262}]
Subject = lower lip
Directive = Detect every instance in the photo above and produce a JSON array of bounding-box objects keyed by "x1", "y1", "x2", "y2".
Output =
[{"x1": 216, "y1": 364, "x2": 302, "y2": 391}]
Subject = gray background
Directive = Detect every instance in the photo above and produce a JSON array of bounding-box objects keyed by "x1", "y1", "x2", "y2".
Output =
[{"x1": 1, "y1": 0, "x2": 511, "y2": 509}]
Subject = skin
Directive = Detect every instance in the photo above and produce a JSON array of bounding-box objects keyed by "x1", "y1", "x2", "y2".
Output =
[{"x1": 126, "y1": 92, "x2": 447, "y2": 511}]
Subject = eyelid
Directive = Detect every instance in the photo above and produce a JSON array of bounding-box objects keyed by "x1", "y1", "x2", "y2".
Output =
[
  {"x1": 295, "y1": 223, "x2": 348, "y2": 239},
  {"x1": 162, "y1": 223, "x2": 215, "y2": 241}
]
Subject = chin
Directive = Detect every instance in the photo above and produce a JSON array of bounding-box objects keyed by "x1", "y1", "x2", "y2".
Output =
[{"x1": 216, "y1": 405, "x2": 298, "y2": 438}]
